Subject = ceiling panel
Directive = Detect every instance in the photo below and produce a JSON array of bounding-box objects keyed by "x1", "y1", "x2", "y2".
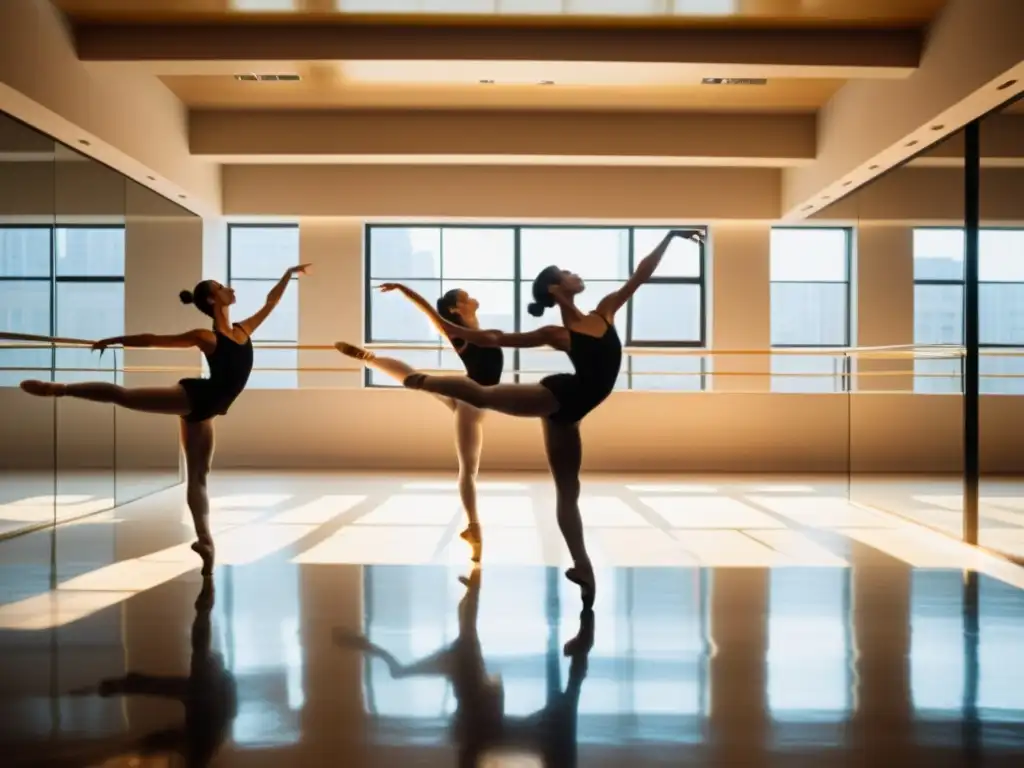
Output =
[{"x1": 54, "y1": 0, "x2": 949, "y2": 27}]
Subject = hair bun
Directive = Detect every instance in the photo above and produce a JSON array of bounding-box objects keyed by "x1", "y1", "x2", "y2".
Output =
[
  {"x1": 179, "y1": 290, "x2": 194, "y2": 305},
  {"x1": 527, "y1": 301, "x2": 545, "y2": 318}
]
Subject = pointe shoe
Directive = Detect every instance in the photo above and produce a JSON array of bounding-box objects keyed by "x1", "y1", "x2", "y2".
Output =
[
  {"x1": 20, "y1": 380, "x2": 64, "y2": 397},
  {"x1": 460, "y1": 525, "x2": 483, "y2": 563},
  {"x1": 565, "y1": 566, "x2": 596, "y2": 610},
  {"x1": 334, "y1": 342, "x2": 374, "y2": 361},
  {"x1": 191, "y1": 541, "x2": 215, "y2": 577}
]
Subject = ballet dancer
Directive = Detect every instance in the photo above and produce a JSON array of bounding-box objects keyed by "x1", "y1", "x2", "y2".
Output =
[
  {"x1": 337, "y1": 229, "x2": 703, "y2": 607},
  {"x1": 19, "y1": 264, "x2": 310, "y2": 575},
  {"x1": 368, "y1": 283, "x2": 503, "y2": 561}
]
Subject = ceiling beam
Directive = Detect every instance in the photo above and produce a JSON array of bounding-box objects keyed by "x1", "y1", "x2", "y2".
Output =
[
  {"x1": 73, "y1": 22, "x2": 921, "y2": 79},
  {"x1": 189, "y1": 110, "x2": 816, "y2": 167},
  {"x1": 781, "y1": 0, "x2": 1024, "y2": 219},
  {"x1": 911, "y1": 113, "x2": 1024, "y2": 167}
]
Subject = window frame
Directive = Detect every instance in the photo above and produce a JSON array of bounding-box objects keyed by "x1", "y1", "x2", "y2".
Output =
[
  {"x1": 227, "y1": 222, "x2": 302, "y2": 388},
  {"x1": 363, "y1": 223, "x2": 708, "y2": 390},
  {"x1": 768, "y1": 226, "x2": 854, "y2": 393},
  {"x1": 1, "y1": 224, "x2": 126, "y2": 384}
]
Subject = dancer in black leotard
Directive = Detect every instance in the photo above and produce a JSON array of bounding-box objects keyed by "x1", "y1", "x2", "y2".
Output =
[
  {"x1": 19, "y1": 264, "x2": 309, "y2": 574},
  {"x1": 336, "y1": 230, "x2": 703, "y2": 606},
  {"x1": 342, "y1": 283, "x2": 502, "y2": 561}
]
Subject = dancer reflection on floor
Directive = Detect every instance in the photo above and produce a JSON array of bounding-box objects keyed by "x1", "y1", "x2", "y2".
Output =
[
  {"x1": 365, "y1": 283, "x2": 504, "y2": 561},
  {"x1": 333, "y1": 569, "x2": 595, "y2": 768},
  {"x1": 19, "y1": 264, "x2": 309, "y2": 574},
  {"x1": 90, "y1": 577, "x2": 236, "y2": 767},
  {"x1": 337, "y1": 230, "x2": 703, "y2": 606}
]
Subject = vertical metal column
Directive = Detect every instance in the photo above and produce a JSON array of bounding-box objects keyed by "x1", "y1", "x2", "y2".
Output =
[{"x1": 963, "y1": 119, "x2": 980, "y2": 545}]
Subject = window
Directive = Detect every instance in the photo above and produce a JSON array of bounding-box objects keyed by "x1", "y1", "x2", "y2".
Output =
[
  {"x1": 228, "y1": 225, "x2": 300, "y2": 389},
  {"x1": 365, "y1": 225, "x2": 707, "y2": 391},
  {"x1": 913, "y1": 228, "x2": 1024, "y2": 394},
  {"x1": 0, "y1": 226, "x2": 124, "y2": 386},
  {"x1": 769, "y1": 228, "x2": 851, "y2": 393}
]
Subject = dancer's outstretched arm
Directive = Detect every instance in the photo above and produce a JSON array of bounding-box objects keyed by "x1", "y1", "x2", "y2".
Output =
[
  {"x1": 376, "y1": 282, "x2": 569, "y2": 351},
  {"x1": 92, "y1": 329, "x2": 215, "y2": 356},
  {"x1": 237, "y1": 263, "x2": 310, "y2": 336},
  {"x1": 597, "y1": 229, "x2": 704, "y2": 317}
]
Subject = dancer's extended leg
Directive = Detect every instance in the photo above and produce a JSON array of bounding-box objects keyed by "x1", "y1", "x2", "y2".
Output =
[
  {"x1": 337, "y1": 342, "x2": 558, "y2": 418},
  {"x1": 20, "y1": 380, "x2": 191, "y2": 415},
  {"x1": 181, "y1": 419, "x2": 216, "y2": 576},
  {"x1": 543, "y1": 420, "x2": 595, "y2": 608},
  {"x1": 455, "y1": 403, "x2": 484, "y2": 561}
]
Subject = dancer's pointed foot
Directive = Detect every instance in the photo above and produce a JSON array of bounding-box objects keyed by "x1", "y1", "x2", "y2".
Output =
[
  {"x1": 334, "y1": 341, "x2": 374, "y2": 361},
  {"x1": 332, "y1": 628, "x2": 372, "y2": 651},
  {"x1": 20, "y1": 380, "x2": 65, "y2": 397},
  {"x1": 565, "y1": 564, "x2": 596, "y2": 610},
  {"x1": 460, "y1": 524, "x2": 483, "y2": 563},
  {"x1": 191, "y1": 541, "x2": 215, "y2": 577}
]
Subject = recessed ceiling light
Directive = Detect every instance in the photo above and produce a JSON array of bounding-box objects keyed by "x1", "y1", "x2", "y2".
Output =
[
  {"x1": 801, "y1": 205, "x2": 813, "y2": 212},
  {"x1": 146, "y1": 175, "x2": 156, "y2": 181},
  {"x1": 479, "y1": 79, "x2": 494, "y2": 84},
  {"x1": 842, "y1": 180, "x2": 853, "y2": 187},
  {"x1": 539, "y1": 80, "x2": 555, "y2": 86},
  {"x1": 869, "y1": 164, "x2": 880, "y2": 170},
  {"x1": 78, "y1": 139, "x2": 90, "y2": 146},
  {"x1": 822, "y1": 195, "x2": 831, "y2": 201},
  {"x1": 178, "y1": 194, "x2": 186, "y2": 200},
  {"x1": 701, "y1": 77, "x2": 768, "y2": 86},
  {"x1": 996, "y1": 79, "x2": 1018, "y2": 91},
  {"x1": 905, "y1": 139, "x2": 919, "y2": 147},
  {"x1": 234, "y1": 73, "x2": 300, "y2": 82},
  {"x1": 931, "y1": 124, "x2": 945, "y2": 131}
]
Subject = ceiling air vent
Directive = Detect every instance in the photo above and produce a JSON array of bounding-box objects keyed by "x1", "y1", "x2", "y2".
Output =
[
  {"x1": 701, "y1": 78, "x2": 768, "y2": 86},
  {"x1": 234, "y1": 73, "x2": 302, "y2": 82}
]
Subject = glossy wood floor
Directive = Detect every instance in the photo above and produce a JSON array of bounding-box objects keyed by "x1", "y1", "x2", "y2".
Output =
[{"x1": 2, "y1": 472, "x2": 1023, "y2": 767}]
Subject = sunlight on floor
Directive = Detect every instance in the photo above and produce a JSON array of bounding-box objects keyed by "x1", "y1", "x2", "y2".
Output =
[{"x1": 4, "y1": 476, "x2": 1024, "y2": 631}]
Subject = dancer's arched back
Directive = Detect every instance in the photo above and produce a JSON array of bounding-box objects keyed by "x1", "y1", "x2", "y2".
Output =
[
  {"x1": 20, "y1": 264, "x2": 310, "y2": 575},
  {"x1": 351, "y1": 283, "x2": 504, "y2": 561},
  {"x1": 337, "y1": 230, "x2": 703, "y2": 607}
]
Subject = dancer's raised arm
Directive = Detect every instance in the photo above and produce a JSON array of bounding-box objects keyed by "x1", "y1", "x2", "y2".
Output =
[
  {"x1": 597, "y1": 229, "x2": 703, "y2": 317},
  {"x1": 378, "y1": 282, "x2": 460, "y2": 345},
  {"x1": 237, "y1": 263, "x2": 310, "y2": 336}
]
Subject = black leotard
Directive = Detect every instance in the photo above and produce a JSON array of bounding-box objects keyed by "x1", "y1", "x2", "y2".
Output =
[
  {"x1": 540, "y1": 315, "x2": 622, "y2": 425},
  {"x1": 178, "y1": 325, "x2": 254, "y2": 423},
  {"x1": 456, "y1": 340, "x2": 504, "y2": 387}
]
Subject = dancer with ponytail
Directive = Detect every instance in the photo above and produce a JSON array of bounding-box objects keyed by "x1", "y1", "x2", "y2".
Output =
[
  {"x1": 367, "y1": 284, "x2": 502, "y2": 561},
  {"x1": 20, "y1": 265, "x2": 310, "y2": 575},
  {"x1": 337, "y1": 230, "x2": 703, "y2": 607}
]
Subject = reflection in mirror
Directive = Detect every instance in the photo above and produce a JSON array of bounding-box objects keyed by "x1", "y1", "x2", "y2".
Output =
[
  {"x1": 978, "y1": 95, "x2": 1024, "y2": 563},
  {"x1": 52, "y1": 141, "x2": 121, "y2": 525},
  {"x1": 0, "y1": 111, "x2": 56, "y2": 538},
  {"x1": 814, "y1": 126, "x2": 968, "y2": 540}
]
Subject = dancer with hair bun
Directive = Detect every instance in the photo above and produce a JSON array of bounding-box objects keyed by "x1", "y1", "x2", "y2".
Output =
[
  {"x1": 20, "y1": 265, "x2": 310, "y2": 575},
  {"x1": 362, "y1": 283, "x2": 503, "y2": 562},
  {"x1": 337, "y1": 230, "x2": 702, "y2": 607}
]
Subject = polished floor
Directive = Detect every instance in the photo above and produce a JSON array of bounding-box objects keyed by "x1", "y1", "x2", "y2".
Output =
[{"x1": 2, "y1": 472, "x2": 1024, "y2": 767}]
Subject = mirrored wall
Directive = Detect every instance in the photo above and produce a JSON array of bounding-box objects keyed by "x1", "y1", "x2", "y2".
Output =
[{"x1": 0, "y1": 110, "x2": 189, "y2": 540}]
